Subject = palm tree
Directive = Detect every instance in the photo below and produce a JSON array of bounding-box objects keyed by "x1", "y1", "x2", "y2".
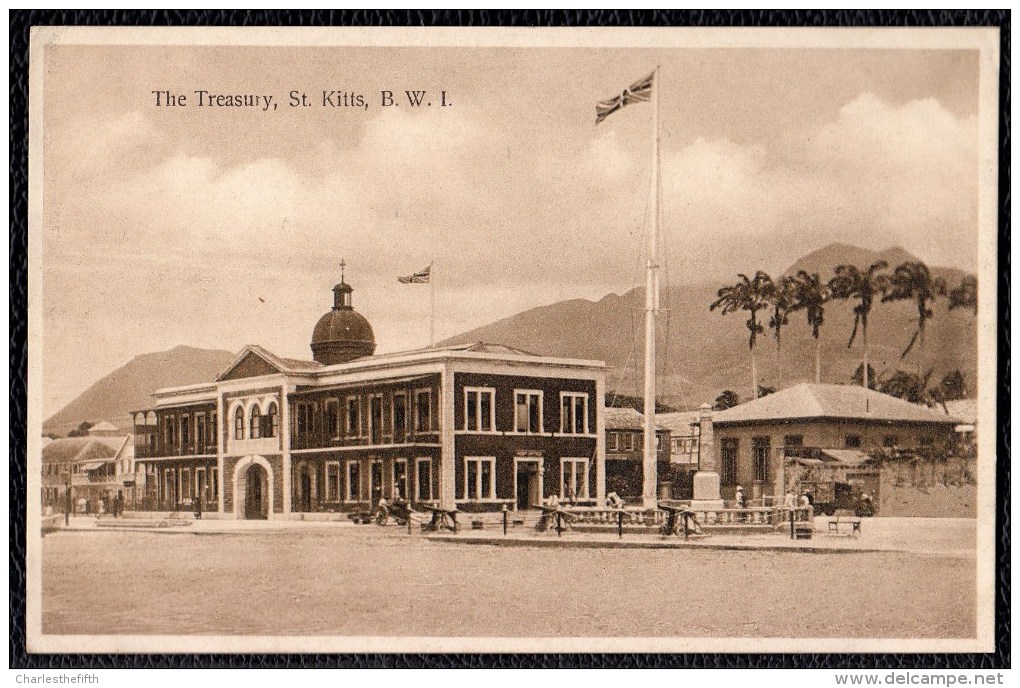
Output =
[
  {"x1": 828, "y1": 261, "x2": 889, "y2": 390},
  {"x1": 881, "y1": 261, "x2": 947, "y2": 375},
  {"x1": 710, "y1": 271, "x2": 771, "y2": 399},
  {"x1": 765, "y1": 274, "x2": 798, "y2": 389},
  {"x1": 790, "y1": 270, "x2": 830, "y2": 383}
]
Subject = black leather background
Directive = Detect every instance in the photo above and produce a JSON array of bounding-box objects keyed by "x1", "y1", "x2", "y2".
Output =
[{"x1": 8, "y1": 9, "x2": 1010, "y2": 670}]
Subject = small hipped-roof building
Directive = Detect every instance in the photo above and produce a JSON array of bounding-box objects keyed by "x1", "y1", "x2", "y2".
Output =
[{"x1": 707, "y1": 382, "x2": 960, "y2": 502}]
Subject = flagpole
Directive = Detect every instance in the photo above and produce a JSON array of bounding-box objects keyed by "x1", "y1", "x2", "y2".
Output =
[
  {"x1": 429, "y1": 261, "x2": 435, "y2": 348},
  {"x1": 642, "y1": 65, "x2": 661, "y2": 511}
]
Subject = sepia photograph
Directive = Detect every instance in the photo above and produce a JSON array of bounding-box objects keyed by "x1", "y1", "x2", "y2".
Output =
[{"x1": 24, "y1": 24, "x2": 1001, "y2": 655}]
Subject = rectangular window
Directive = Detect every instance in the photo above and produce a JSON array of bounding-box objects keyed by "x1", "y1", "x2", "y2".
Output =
[
  {"x1": 463, "y1": 457, "x2": 496, "y2": 500},
  {"x1": 560, "y1": 392, "x2": 588, "y2": 435},
  {"x1": 195, "y1": 414, "x2": 206, "y2": 453},
  {"x1": 369, "y1": 395, "x2": 384, "y2": 444},
  {"x1": 560, "y1": 458, "x2": 590, "y2": 500},
  {"x1": 721, "y1": 438, "x2": 739, "y2": 485},
  {"x1": 346, "y1": 396, "x2": 360, "y2": 437},
  {"x1": 783, "y1": 435, "x2": 804, "y2": 448},
  {"x1": 195, "y1": 467, "x2": 206, "y2": 502},
  {"x1": 346, "y1": 461, "x2": 361, "y2": 501},
  {"x1": 210, "y1": 467, "x2": 218, "y2": 500},
  {"x1": 845, "y1": 435, "x2": 862, "y2": 449},
  {"x1": 622, "y1": 432, "x2": 634, "y2": 451},
  {"x1": 882, "y1": 435, "x2": 899, "y2": 448},
  {"x1": 180, "y1": 415, "x2": 190, "y2": 450},
  {"x1": 752, "y1": 436, "x2": 771, "y2": 483},
  {"x1": 325, "y1": 461, "x2": 341, "y2": 501},
  {"x1": 209, "y1": 412, "x2": 217, "y2": 447},
  {"x1": 393, "y1": 459, "x2": 408, "y2": 500},
  {"x1": 607, "y1": 432, "x2": 619, "y2": 451},
  {"x1": 324, "y1": 400, "x2": 340, "y2": 438},
  {"x1": 415, "y1": 389, "x2": 432, "y2": 433},
  {"x1": 182, "y1": 468, "x2": 192, "y2": 500},
  {"x1": 919, "y1": 436, "x2": 933, "y2": 447},
  {"x1": 464, "y1": 388, "x2": 495, "y2": 432},
  {"x1": 416, "y1": 457, "x2": 433, "y2": 501},
  {"x1": 295, "y1": 403, "x2": 307, "y2": 435},
  {"x1": 393, "y1": 393, "x2": 407, "y2": 443},
  {"x1": 514, "y1": 390, "x2": 543, "y2": 433}
]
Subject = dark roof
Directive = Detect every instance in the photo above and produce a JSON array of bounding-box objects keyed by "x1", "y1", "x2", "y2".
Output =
[{"x1": 711, "y1": 383, "x2": 961, "y2": 425}]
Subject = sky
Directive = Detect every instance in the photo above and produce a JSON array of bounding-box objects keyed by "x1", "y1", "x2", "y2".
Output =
[{"x1": 39, "y1": 41, "x2": 982, "y2": 417}]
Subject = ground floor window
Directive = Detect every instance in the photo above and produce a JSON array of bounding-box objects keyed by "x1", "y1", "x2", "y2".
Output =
[
  {"x1": 416, "y1": 457, "x2": 433, "y2": 501},
  {"x1": 346, "y1": 461, "x2": 361, "y2": 501},
  {"x1": 752, "y1": 436, "x2": 770, "y2": 483},
  {"x1": 393, "y1": 459, "x2": 408, "y2": 500},
  {"x1": 210, "y1": 467, "x2": 219, "y2": 500},
  {"x1": 325, "y1": 461, "x2": 341, "y2": 501},
  {"x1": 463, "y1": 456, "x2": 496, "y2": 500},
  {"x1": 196, "y1": 467, "x2": 206, "y2": 503},
  {"x1": 560, "y1": 457, "x2": 589, "y2": 500},
  {"x1": 721, "y1": 438, "x2": 739, "y2": 485}
]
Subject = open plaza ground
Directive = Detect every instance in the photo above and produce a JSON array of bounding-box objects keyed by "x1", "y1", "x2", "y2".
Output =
[{"x1": 41, "y1": 517, "x2": 976, "y2": 638}]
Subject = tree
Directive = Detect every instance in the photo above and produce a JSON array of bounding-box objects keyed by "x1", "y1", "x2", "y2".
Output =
[
  {"x1": 939, "y1": 370, "x2": 967, "y2": 400},
  {"x1": 67, "y1": 421, "x2": 93, "y2": 438},
  {"x1": 710, "y1": 271, "x2": 772, "y2": 399},
  {"x1": 851, "y1": 363, "x2": 878, "y2": 390},
  {"x1": 757, "y1": 385, "x2": 777, "y2": 398},
  {"x1": 765, "y1": 274, "x2": 798, "y2": 389},
  {"x1": 879, "y1": 369, "x2": 934, "y2": 404},
  {"x1": 713, "y1": 390, "x2": 740, "y2": 410},
  {"x1": 829, "y1": 261, "x2": 889, "y2": 391},
  {"x1": 790, "y1": 270, "x2": 831, "y2": 383},
  {"x1": 948, "y1": 275, "x2": 978, "y2": 315},
  {"x1": 881, "y1": 261, "x2": 947, "y2": 374}
]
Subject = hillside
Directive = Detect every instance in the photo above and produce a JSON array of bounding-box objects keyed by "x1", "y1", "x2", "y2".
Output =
[
  {"x1": 43, "y1": 346, "x2": 236, "y2": 436},
  {"x1": 441, "y1": 243, "x2": 978, "y2": 408},
  {"x1": 43, "y1": 243, "x2": 978, "y2": 435}
]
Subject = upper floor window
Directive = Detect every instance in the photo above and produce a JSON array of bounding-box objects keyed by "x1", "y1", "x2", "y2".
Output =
[
  {"x1": 209, "y1": 412, "x2": 217, "y2": 446},
  {"x1": 195, "y1": 413, "x2": 206, "y2": 451},
  {"x1": 346, "y1": 396, "x2": 360, "y2": 436},
  {"x1": 324, "y1": 400, "x2": 340, "y2": 438},
  {"x1": 180, "y1": 415, "x2": 190, "y2": 449},
  {"x1": 783, "y1": 434, "x2": 804, "y2": 448},
  {"x1": 393, "y1": 393, "x2": 407, "y2": 441},
  {"x1": 514, "y1": 390, "x2": 543, "y2": 433},
  {"x1": 845, "y1": 435, "x2": 862, "y2": 449},
  {"x1": 621, "y1": 432, "x2": 634, "y2": 452},
  {"x1": 249, "y1": 404, "x2": 261, "y2": 440},
  {"x1": 234, "y1": 407, "x2": 244, "y2": 440},
  {"x1": 415, "y1": 389, "x2": 432, "y2": 433},
  {"x1": 882, "y1": 435, "x2": 899, "y2": 448},
  {"x1": 265, "y1": 403, "x2": 278, "y2": 438},
  {"x1": 464, "y1": 388, "x2": 495, "y2": 432},
  {"x1": 560, "y1": 392, "x2": 588, "y2": 435},
  {"x1": 296, "y1": 402, "x2": 316, "y2": 436},
  {"x1": 607, "y1": 431, "x2": 619, "y2": 451}
]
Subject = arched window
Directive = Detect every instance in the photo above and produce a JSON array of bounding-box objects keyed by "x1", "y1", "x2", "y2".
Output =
[
  {"x1": 234, "y1": 406, "x2": 244, "y2": 440},
  {"x1": 249, "y1": 404, "x2": 261, "y2": 440},
  {"x1": 266, "y1": 402, "x2": 279, "y2": 438}
]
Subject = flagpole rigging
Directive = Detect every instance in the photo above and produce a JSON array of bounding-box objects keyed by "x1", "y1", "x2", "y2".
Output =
[{"x1": 642, "y1": 65, "x2": 661, "y2": 510}]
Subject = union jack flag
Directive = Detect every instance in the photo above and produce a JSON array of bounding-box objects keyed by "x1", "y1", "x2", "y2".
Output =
[
  {"x1": 398, "y1": 265, "x2": 431, "y2": 284},
  {"x1": 596, "y1": 71, "x2": 654, "y2": 125}
]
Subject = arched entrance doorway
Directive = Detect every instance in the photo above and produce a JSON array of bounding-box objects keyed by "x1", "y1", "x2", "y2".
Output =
[
  {"x1": 244, "y1": 464, "x2": 269, "y2": 519},
  {"x1": 234, "y1": 455, "x2": 273, "y2": 520}
]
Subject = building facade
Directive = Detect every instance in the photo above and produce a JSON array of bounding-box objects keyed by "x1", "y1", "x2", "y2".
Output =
[
  {"x1": 708, "y1": 383, "x2": 961, "y2": 503},
  {"x1": 133, "y1": 278, "x2": 607, "y2": 518}
]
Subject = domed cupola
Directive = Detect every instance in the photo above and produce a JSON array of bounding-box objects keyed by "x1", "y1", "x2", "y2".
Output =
[{"x1": 310, "y1": 262, "x2": 376, "y2": 365}]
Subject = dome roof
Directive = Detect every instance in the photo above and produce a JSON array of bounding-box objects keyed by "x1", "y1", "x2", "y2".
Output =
[
  {"x1": 309, "y1": 278, "x2": 376, "y2": 365},
  {"x1": 311, "y1": 308, "x2": 375, "y2": 349}
]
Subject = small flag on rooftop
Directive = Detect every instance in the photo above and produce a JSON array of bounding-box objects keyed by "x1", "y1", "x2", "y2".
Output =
[
  {"x1": 595, "y1": 71, "x2": 655, "y2": 125},
  {"x1": 398, "y1": 265, "x2": 431, "y2": 284}
]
